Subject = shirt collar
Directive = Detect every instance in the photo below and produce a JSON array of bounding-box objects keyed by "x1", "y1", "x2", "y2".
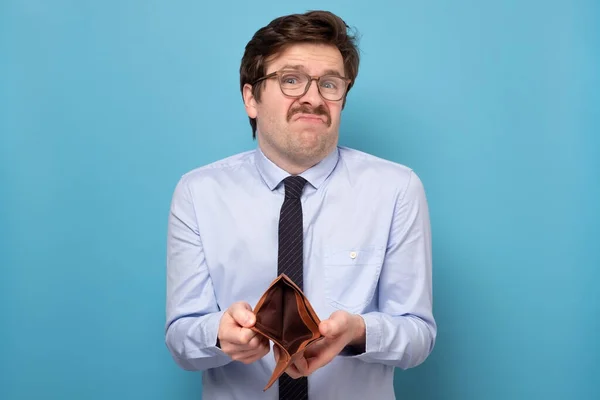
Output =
[{"x1": 254, "y1": 146, "x2": 339, "y2": 191}]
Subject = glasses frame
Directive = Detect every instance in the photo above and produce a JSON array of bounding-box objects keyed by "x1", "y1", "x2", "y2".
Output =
[{"x1": 252, "y1": 70, "x2": 351, "y2": 102}]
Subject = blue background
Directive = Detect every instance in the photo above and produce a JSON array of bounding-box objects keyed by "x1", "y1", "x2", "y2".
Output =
[{"x1": 1, "y1": 1, "x2": 598, "y2": 399}]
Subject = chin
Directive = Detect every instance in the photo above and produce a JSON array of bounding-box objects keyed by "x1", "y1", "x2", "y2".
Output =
[
  {"x1": 294, "y1": 141, "x2": 333, "y2": 162},
  {"x1": 287, "y1": 129, "x2": 337, "y2": 158}
]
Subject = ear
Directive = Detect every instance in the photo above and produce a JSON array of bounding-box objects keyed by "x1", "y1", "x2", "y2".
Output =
[{"x1": 242, "y1": 83, "x2": 258, "y2": 119}]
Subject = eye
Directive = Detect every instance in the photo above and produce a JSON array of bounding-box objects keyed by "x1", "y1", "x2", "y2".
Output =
[
  {"x1": 320, "y1": 77, "x2": 341, "y2": 90},
  {"x1": 281, "y1": 74, "x2": 302, "y2": 85}
]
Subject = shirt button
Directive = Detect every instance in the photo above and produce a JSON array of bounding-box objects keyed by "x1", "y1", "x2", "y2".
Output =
[{"x1": 350, "y1": 251, "x2": 357, "y2": 259}]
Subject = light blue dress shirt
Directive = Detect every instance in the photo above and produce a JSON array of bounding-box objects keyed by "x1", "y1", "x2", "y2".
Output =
[{"x1": 165, "y1": 146, "x2": 436, "y2": 400}]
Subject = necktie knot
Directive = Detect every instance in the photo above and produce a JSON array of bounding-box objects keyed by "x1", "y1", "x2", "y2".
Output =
[{"x1": 283, "y1": 176, "x2": 307, "y2": 199}]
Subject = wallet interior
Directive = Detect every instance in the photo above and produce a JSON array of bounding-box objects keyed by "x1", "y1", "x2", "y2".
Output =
[{"x1": 253, "y1": 277, "x2": 320, "y2": 355}]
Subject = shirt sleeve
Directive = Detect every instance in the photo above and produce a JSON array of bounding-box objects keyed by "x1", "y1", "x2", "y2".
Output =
[
  {"x1": 351, "y1": 170, "x2": 437, "y2": 368},
  {"x1": 164, "y1": 176, "x2": 232, "y2": 371}
]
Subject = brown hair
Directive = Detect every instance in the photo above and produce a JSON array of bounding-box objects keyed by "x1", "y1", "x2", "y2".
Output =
[{"x1": 240, "y1": 10, "x2": 361, "y2": 138}]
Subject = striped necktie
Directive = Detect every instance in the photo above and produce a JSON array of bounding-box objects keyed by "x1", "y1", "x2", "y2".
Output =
[{"x1": 277, "y1": 175, "x2": 308, "y2": 400}]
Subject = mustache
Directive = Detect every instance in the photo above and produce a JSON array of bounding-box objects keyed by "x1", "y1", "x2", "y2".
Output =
[{"x1": 287, "y1": 105, "x2": 331, "y2": 126}]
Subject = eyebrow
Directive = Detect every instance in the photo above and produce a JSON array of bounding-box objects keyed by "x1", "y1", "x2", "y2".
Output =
[{"x1": 279, "y1": 64, "x2": 345, "y2": 77}]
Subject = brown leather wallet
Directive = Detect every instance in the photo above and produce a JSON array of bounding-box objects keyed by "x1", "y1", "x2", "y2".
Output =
[{"x1": 251, "y1": 274, "x2": 324, "y2": 391}]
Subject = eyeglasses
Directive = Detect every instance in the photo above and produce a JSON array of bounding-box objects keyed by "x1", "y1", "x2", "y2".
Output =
[{"x1": 253, "y1": 70, "x2": 351, "y2": 101}]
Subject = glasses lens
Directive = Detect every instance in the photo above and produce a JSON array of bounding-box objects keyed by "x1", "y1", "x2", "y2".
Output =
[
  {"x1": 279, "y1": 72, "x2": 309, "y2": 96},
  {"x1": 318, "y1": 76, "x2": 346, "y2": 100}
]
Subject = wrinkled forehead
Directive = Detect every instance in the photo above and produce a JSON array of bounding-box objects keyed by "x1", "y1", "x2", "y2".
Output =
[{"x1": 265, "y1": 43, "x2": 345, "y2": 76}]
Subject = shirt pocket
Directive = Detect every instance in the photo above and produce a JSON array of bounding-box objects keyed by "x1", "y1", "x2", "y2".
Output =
[{"x1": 323, "y1": 247, "x2": 384, "y2": 313}]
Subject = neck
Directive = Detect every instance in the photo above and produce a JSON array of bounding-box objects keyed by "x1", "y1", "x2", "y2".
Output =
[{"x1": 262, "y1": 152, "x2": 315, "y2": 176}]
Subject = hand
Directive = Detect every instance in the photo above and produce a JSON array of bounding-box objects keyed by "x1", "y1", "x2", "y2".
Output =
[
  {"x1": 217, "y1": 301, "x2": 270, "y2": 364},
  {"x1": 274, "y1": 310, "x2": 366, "y2": 378}
]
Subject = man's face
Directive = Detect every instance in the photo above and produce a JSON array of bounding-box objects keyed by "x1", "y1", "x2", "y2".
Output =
[{"x1": 244, "y1": 43, "x2": 346, "y2": 171}]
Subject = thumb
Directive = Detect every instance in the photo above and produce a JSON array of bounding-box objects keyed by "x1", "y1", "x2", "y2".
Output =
[
  {"x1": 228, "y1": 302, "x2": 255, "y2": 328},
  {"x1": 319, "y1": 319, "x2": 340, "y2": 338},
  {"x1": 320, "y1": 311, "x2": 350, "y2": 338}
]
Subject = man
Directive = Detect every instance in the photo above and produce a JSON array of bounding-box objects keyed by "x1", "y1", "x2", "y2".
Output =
[{"x1": 165, "y1": 10, "x2": 436, "y2": 400}]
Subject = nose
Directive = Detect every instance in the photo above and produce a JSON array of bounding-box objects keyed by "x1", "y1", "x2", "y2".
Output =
[{"x1": 298, "y1": 78, "x2": 324, "y2": 106}]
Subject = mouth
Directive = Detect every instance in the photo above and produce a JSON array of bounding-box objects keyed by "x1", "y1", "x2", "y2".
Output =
[{"x1": 293, "y1": 114, "x2": 326, "y2": 123}]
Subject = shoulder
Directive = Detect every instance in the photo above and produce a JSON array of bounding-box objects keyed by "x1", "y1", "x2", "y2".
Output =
[
  {"x1": 177, "y1": 150, "x2": 256, "y2": 188},
  {"x1": 337, "y1": 146, "x2": 424, "y2": 199}
]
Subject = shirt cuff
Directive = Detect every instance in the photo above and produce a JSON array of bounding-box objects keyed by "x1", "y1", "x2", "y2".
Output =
[
  {"x1": 338, "y1": 313, "x2": 382, "y2": 357},
  {"x1": 201, "y1": 310, "x2": 228, "y2": 356},
  {"x1": 361, "y1": 312, "x2": 382, "y2": 353}
]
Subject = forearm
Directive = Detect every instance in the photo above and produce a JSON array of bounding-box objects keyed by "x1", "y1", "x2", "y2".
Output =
[
  {"x1": 165, "y1": 310, "x2": 231, "y2": 371},
  {"x1": 166, "y1": 176, "x2": 231, "y2": 371},
  {"x1": 347, "y1": 170, "x2": 436, "y2": 368}
]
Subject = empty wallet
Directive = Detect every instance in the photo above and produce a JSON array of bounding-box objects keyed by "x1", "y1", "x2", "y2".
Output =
[{"x1": 251, "y1": 273, "x2": 324, "y2": 391}]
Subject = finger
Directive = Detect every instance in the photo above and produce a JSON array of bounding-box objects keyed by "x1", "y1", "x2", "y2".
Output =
[
  {"x1": 285, "y1": 364, "x2": 305, "y2": 379},
  {"x1": 246, "y1": 334, "x2": 269, "y2": 350},
  {"x1": 234, "y1": 327, "x2": 261, "y2": 345},
  {"x1": 233, "y1": 346, "x2": 270, "y2": 364},
  {"x1": 302, "y1": 338, "x2": 328, "y2": 360},
  {"x1": 305, "y1": 341, "x2": 345, "y2": 374},
  {"x1": 231, "y1": 338, "x2": 269, "y2": 357},
  {"x1": 232, "y1": 341, "x2": 270, "y2": 360},
  {"x1": 273, "y1": 346, "x2": 303, "y2": 378},
  {"x1": 291, "y1": 357, "x2": 309, "y2": 376},
  {"x1": 220, "y1": 327, "x2": 260, "y2": 350},
  {"x1": 227, "y1": 302, "x2": 255, "y2": 328}
]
